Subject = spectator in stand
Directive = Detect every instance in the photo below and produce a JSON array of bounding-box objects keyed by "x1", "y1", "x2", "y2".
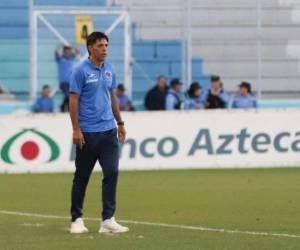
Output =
[
  {"x1": 33, "y1": 85, "x2": 54, "y2": 113},
  {"x1": 232, "y1": 82, "x2": 257, "y2": 109},
  {"x1": 144, "y1": 75, "x2": 168, "y2": 110},
  {"x1": 201, "y1": 75, "x2": 229, "y2": 109},
  {"x1": 165, "y1": 78, "x2": 184, "y2": 110},
  {"x1": 184, "y1": 82, "x2": 205, "y2": 110},
  {"x1": 116, "y1": 84, "x2": 134, "y2": 111},
  {"x1": 55, "y1": 44, "x2": 80, "y2": 112}
]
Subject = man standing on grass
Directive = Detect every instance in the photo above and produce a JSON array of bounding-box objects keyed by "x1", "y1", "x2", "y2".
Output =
[{"x1": 69, "y1": 32, "x2": 129, "y2": 234}]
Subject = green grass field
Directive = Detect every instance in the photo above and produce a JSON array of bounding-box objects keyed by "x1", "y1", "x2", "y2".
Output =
[{"x1": 1, "y1": 168, "x2": 300, "y2": 250}]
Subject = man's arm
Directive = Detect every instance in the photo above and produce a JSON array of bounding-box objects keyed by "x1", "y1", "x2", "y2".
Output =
[
  {"x1": 33, "y1": 98, "x2": 41, "y2": 113},
  {"x1": 54, "y1": 45, "x2": 61, "y2": 61},
  {"x1": 200, "y1": 90, "x2": 208, "y2": 104},
  {"x1": 69, "y1": 93, "x2": 85, "y2": 148},
  {"x1": 165, "y1": 94, "x2": 175, "y2": 110},
  {"x1": 144, "y1": 91, "x2": 151, "y2": 110},
  {"x1": 218, "y1": 91, "x2": 230, "y2": 106},
  {"x1": 111, "y1": 91, "x2": 126, "y2": 143}
]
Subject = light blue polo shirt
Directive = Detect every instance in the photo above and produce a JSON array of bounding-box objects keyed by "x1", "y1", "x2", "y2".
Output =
[
  {"x1": 232, "y1": 94, "x2": 257, "y2": 109},
  {"x1": 56, "y1": 54, "x2": 75, "y2": 84},
  {"x1": 69, "y1": 59, "x2": 117, "y2": 132},
  {"x1": 116, "y1": 93, "x2": 130, "y2": 111},
  {"x1": 165, "y1": 89, "x2": 183, "y2": 110},
  {"x1": 34, "y1": 96, "x2": 54, "y2": 113}
]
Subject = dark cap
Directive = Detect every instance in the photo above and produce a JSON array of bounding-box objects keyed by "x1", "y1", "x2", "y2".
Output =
[
  {"x1": 239, "y1": 81, "x2": 251, "y2": 93},
  {"x1": 117, "y1": 84, "x2": 125, "y2": 91},
  {"x1": 188, "y1": 82, "x2": 202, "y2": 97},
  {"x1": 170, "y1": 78, "x2": 182, "y2": 87},
  {"x1": 211, "y1": 75, "x2": 221, "y2": 82},
  {"x1": 190, "y1": 82, "x2": 201, "y2": 90},
  {"x1": 63, "y1": 45, "x2": 72, "y2": 50}
]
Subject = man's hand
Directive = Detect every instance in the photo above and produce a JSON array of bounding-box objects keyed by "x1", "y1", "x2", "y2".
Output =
[
  {"x1": 74, "y1": 47, "x2": 80, "y2": 55},
  {"x1": 73, "y1": 129, "x2": 85, "y2": 149},
  {"x1": 117, "y1": 125, "x2": 126, "y2": 144},
  {"x1": 211, "y1": 89, "x2": 219, "y2": 96}
]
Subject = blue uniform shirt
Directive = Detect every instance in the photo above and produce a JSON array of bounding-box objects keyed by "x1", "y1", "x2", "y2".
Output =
[
  {"x1": 232, "y1": 94, "x2": 257, "y2": 109},
  {"x1": 34, "y1": 96, "x2": 54, "y2": 113},
  {"x1": 165, "y1": 89, "x2": 183, "y2": 110},
  {"x1": 184, "y1": 97, "x2": 205, "y2": 110},
  {"x1": 69, "y1": 59, "x2": 117, "y2": 132},
  {"x1": 56, "y1": 54, "x2": 75, "y2": 84},
  {"x1": 200, "y1": 89, "x2": 230, "y2": 107},
  {"x1": 117, "y1": 94, "x2": 130, "y2": 111}
]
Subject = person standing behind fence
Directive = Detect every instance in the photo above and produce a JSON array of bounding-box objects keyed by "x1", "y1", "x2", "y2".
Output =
[
  {"x1": 184, "y1": 82, "x2": 205, "y2": 110},
  {"x1": 116, "y1": 84, "x2": 135, "y2": 111},
  {"x1": 144, "y1": 75, "x2": 168, "y2": 110},
  {"x1": 33, "y1": 85, "x2": 54, "y2": 113},
  {"x1": 232, "y1": 82, "x2": 257, "y2": 109},
  {"x1": 201, "y1": 75, "x2": 229, "y2": 109},
  {"x1": 165, "y1": 79, "x2": 184, "y2": 110},
  {"x1": 55, "y1": 45, "x2": 80, "y2": 112}
]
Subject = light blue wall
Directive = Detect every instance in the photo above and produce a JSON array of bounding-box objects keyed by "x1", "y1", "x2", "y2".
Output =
[{"x1": 0, "y1": 0, "x2": 210, "y2": 104}]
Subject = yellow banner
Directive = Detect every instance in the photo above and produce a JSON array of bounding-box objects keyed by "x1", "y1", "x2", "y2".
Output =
[{"x1": 75, "y1": 16, "x2": 93, "y2": 45}]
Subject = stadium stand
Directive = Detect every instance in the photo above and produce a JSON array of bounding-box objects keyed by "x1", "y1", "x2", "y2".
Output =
[
  {"x1": 0, "y1": 0, "x2": 300, "y2": 113},
  {"x1": 0, "y1": 0, "x2": 210, "y2": 106},
  {"x1": 111, "y1": 0, "x2": 300, "y2": 96}
]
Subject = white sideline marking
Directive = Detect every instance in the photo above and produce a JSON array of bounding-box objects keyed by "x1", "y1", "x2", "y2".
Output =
[{"x1": 0, "y1": 210, "x2": 300, "y2": 239}]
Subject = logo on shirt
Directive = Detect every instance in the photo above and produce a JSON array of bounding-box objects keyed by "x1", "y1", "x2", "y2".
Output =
[
  {"x1": 103, "y1": 71, "x2": 112, "y2": 81},
  {"x1": 86, "y1": 73, "x2": 98, "y2": 84}
]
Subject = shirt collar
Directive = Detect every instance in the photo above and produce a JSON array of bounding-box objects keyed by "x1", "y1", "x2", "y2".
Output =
[{"x1": 85, "y1": 58, "x2": 106, "y2": 70}]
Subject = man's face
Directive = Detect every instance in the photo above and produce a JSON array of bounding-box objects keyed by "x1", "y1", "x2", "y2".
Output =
[
  {"x1": 239, "y1": 86, "x2": 248, "y2": 96},
  {"x1": 63, "y1": 48, "x2": 72, "y2": 58},
  {"x1": 157, "y1": 77, "x2": 166, "y2": 89},
  {"x1": 211, "y1": 81, "x2": 221, "y2": 91},
  {"x1": 173, "y1": 84, "x2": 181, "y2": 92},
  {"x1": 42, "y1": 87, "x2": 50, "y2": 98},
  {"x1": 194, "y1": 88, "x2": 202, "y2": 97},
  {"x1": 117, "y1": 89, "x2": 125, "y2": 96},
  {"x1": 89, "y1": 38, "x2": 108, "y2": 61}
]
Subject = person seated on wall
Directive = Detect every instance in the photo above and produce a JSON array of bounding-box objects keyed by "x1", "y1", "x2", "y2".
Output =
[
  {"x1": 116, "y1": 84, "x2": 135, "y2": 111},
  {"x1": 201, "y1": 75, "x2": 230, "y2": 109},
  {"x1": 232, "y1": 82, "x2": 257, "y2": 109},
  {"x1": 144, "y1": 75, "x2": 169, "y2": 111},
  {"x1": 33, "y1": 85, "x2": 54, "y2": 113},
  {"x1": 184, "y1": 82, "x2": 205, "y2": 110},
  {"x1": 165, "y1": 78, "x2": 184, "y2": 110}
]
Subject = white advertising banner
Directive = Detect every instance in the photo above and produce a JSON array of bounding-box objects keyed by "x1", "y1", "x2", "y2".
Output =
[{"x1": 0, "y1": 109, "x2": 300, "y2": 173}]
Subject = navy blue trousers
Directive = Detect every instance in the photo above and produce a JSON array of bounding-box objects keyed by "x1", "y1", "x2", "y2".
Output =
[
  {"x1": 60, "y1": 82, "x2": 69, "y2": 112},
  {"x1": 71, "y1": 128, "x2": 119, "y2": 221}
]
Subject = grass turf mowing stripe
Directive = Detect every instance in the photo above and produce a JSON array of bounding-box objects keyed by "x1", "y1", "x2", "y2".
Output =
[{"x1": 1, "y1": 209, "x2": 300, "y2": 239}]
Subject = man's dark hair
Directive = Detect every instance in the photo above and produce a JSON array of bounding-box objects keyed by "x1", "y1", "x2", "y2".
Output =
[
  {"x1": 86, "y1": 32, "x2": 109, "y2": 55},
  {"x1": 42, "y1": 84, "x2": 50, "y2": 90},
  {"x1": 117, "y1": 84, "x2": 125, "y2": 91},
  {"x1": 239, "y1": 81, "x2": 251, "y2": 93},
  {"x1": 170, "y1": 78, "x2": 182, "y2": 88},
  {"x1": 188, "y1": 82, "x2": 201, "y2": 98},
  {"x1": 157, "y1": 75, "x2": 166, "y2": 81},
  {"x1": 63, "y1": 46, "x2": 72, "y2": 51},
  {"x1": 211, "y1": 75, "x2": 220, "y2": 82}
]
